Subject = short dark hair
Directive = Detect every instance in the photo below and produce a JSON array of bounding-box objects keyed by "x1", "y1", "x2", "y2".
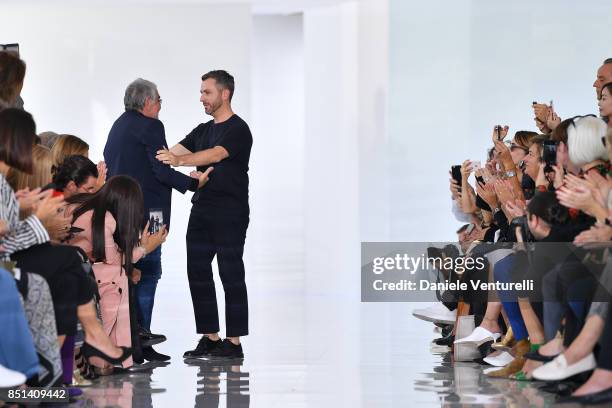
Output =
[
  {"x1": 604, "y1": 58, "x2": 612, "y2": 65},
  {"x1": 52, "y1": 154, "x2": 99, "y2": 189},
  {"x1": 527, "y1": 191, "x2": 568, "y2": 225},
  {"x1": 0, "y1": 108, "x2": 36, "y2": 173},
  {"x1": 201, "y1": 70, "x2": 235, "y2": 101},
  {"x1": 0, "y1": 51, "x2": 26, "y2": 105}
]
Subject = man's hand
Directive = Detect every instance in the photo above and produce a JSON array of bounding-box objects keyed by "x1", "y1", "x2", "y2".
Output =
[
  {"x1": 190, "y1": 167, "x2": 214, "y2": 189},
  {"x1": 156, "y1": 148, "x2": 180, "y2": 166},
  {"x1": 131, "y1": 267, "x2": 142, "y2": 284}
]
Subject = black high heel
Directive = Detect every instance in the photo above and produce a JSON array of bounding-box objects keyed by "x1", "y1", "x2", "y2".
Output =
[
  {"x1": 75, "y1": 350, "x2": 98, "y2": 380},
  {"x1": 81, "y1": 342, "x2": 132, "y2": 366}
]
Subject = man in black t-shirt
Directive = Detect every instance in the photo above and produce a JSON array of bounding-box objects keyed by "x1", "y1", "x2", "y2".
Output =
[{"x1": 156, "y1": 70, "x2": 252, "y2": 359}]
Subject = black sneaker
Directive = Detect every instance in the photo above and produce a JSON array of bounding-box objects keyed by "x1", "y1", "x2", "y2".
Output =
[
  {"x1": 183, "y1": 336, "x2": 223, "y2": 358},
  {"x1": 207, "y1": 339, "x2": 244, "y2": 359}
]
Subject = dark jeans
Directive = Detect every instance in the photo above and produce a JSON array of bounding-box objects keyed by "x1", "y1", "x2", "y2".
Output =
[
  {"x1": 186, "y1": 207, "x2": 249, "y2": 337},
  {"x1": 134, "y1": 246, "x2": 162, "y2": 330}
]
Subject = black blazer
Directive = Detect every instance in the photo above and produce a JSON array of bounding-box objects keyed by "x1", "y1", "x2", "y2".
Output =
[{"x1": 103, "y1": 110, "x2": 196, "y2": 230}]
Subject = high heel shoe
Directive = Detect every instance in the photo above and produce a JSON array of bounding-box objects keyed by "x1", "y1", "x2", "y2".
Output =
[
  {"x1": 76, "y1": 350, "x2": 99, "y2": 380},
  {"x1": 80, "y1": 342, "x2": 132, "y2": 366},
  {"x1": 491, "y1": 327, "x2": 515, "y2": 352}
]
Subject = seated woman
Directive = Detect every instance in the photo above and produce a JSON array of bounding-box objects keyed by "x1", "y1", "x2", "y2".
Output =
[
  {"x1": 0, "y1": 108, "x2": 131, "y2": 370},
  {"x1": 6, "y1": 144, "x2": 53, "y2": 194},
  {"x1": 66, "y1": 175, "x2": 166, "y2": 370}
]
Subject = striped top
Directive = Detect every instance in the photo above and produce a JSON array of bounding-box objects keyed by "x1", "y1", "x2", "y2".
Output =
[{"x1": 0, "y1": 173, "x2": 49, "y2": 258}]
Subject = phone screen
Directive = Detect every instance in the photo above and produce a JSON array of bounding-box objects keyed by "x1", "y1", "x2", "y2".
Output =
[
  {"x1": 542, "y1": 141, "x2": 557, "y2": 166},
  {"x1": 451, "y1": 165, "x2": 462, "y2": 187},
  {"x1": 148, "y1": 209, "x2": 164, "y2": 234}
]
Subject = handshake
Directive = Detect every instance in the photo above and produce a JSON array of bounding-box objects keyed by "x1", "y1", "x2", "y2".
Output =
[{"x1": 156, "y1": 146, "x2": 214, "y2": 189}]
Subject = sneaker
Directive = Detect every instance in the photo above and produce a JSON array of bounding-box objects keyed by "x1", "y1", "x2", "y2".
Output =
[
  {"x1": 183, "y1": 336, "x2": 223, "y2": 358},
  {"x1": 207, "y1": 339, "x2": 244, "y2": 359},
  {"x1": 412, "y1": 303, "x2": 456, "y2": 325},
  {"x1": 0, "y1": 364, "x2": 26, "y2": 387}
]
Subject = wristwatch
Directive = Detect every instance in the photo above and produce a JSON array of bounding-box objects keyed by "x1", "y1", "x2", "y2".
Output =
[{"x1": 505, "y1": 170, "x2": 516, "y2": 178}]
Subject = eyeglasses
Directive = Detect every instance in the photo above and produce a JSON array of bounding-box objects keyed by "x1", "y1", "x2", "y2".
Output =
[
  {"x1": 510, "y1": 143, "x2": 529, "y2": 153},
  {"x1": 157, "y1": 97, "x2": 162, "y2": 104}
]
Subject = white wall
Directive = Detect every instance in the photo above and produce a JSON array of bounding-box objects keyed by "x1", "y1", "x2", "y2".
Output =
[
  {"x1": 303, "y1": 2, "x2": 359, "y2": 296},
  {"x1": 250, "y1": 14, "x2": 305, "y2": 284},
  {"x1": 1, "y1": 0, "x2": 252, "y2": 284},
  {"x1": 388, "y1": 0, "x2": 612, "y2": 241}
]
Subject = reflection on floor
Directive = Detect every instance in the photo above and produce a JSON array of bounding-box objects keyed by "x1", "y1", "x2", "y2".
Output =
[
  {"x1": 74, "y1": 344, "x2": 609, "y2": 407},
  {"x1": 76, "y1": 359, "x2": 249, "y2": 408},
  {"x1": 63, "y1": 226, "x2": 603, "y2": 407}
]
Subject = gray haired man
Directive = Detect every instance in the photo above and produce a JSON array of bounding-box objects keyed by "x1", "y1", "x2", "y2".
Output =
[{"x1": 104, "y1": 78, "x2": 210, "y2": 362}]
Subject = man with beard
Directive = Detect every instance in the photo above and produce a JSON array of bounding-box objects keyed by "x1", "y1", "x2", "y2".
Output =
[{"x1": 156, "y1": 70, "x2": 252, "y2": 359}]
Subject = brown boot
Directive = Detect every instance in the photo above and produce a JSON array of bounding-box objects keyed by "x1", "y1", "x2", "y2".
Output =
[{"x1": 486, "y1": 339, "x2": 530, "y2": 378}]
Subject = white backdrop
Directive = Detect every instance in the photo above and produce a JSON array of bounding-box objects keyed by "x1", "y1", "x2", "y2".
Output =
[
  {"x1": 388, "y1": 0, "x2": 612, "y2": 241},
  {"x1": 1, "y1": 1, "x2": 252, "y2": 289}
]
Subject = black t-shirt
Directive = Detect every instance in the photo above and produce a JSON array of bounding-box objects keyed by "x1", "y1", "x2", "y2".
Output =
[{"x1": 179, "y1": 114, "x2": 252, "y2": 216}]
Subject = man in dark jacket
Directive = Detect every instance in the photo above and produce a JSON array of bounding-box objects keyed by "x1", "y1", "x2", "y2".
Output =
[{"x1": 104, "y1": 78, "x2": 210, "y2": 362}]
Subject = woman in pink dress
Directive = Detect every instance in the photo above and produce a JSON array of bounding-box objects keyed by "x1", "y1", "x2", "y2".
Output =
[{"x1": 67, "y1": 176, "x2": 167, "y2": 369}]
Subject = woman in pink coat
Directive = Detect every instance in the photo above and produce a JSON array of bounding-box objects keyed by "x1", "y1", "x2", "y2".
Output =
[{"x1": 67, "y1": 176, "x2": 167, "y2": 370}]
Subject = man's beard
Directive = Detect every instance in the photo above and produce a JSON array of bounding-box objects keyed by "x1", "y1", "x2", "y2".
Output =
[{"x1": 206, "y1": 99, "x2": 222, "y2": 116}]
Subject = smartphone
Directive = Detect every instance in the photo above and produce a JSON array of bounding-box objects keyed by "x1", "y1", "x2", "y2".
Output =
[
  {"x1": 542, "y1": 140, "x2": 557, "y2": 166},
  {"x1": 466, "y1": 224, "x2": 475, "y2": 234},
  {"x1": 495, "y1": 125, "x2": 502, "y2": 141},
  {"x1": 427, "y1": 246, "x2": 444, "y2": 260},
  {"x1": 451, "y1": 165, "x2": 462, "y2": 187},
  {"x1": 148, "y1": 209, "x2": 164, "y2": 234}
]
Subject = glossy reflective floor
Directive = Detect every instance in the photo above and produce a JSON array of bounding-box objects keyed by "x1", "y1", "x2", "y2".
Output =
[
  {"x1": 72, "y1": 292, "x2": 603, "y2": 408},
  {"x1": 67, "y1": 222, "x2": 601, "y2": 407}
]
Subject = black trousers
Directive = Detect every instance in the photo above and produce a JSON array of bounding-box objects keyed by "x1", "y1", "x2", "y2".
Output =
[
  {"x1": 11, "y1": 243, "x2": 94, "y2": 336},
  {"x1": 186, "y1": 207, "x2": 249, "y2": 337}
]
